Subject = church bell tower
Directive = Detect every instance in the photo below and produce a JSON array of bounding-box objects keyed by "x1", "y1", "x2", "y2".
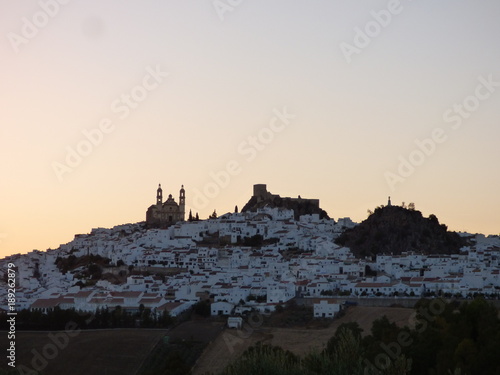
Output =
[
  {"x1": 156, "y1": 184, "x2": 163, "y2": 205},
  {"x1": 179, "y1": 185, "x2": 185, "y2": 220}
]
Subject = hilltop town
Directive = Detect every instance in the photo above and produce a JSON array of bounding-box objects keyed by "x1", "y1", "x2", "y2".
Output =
[{"x1": 1, "y1": 185, "x2": 499, "y2": 319}]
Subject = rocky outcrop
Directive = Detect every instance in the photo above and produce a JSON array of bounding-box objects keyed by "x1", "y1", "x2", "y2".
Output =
[
  {"x1": 241, "y1": 184, "x2": 330, "y2": 220},
  {"x1": 335, "y1": 205, "x2": 467, "y2": 258}
]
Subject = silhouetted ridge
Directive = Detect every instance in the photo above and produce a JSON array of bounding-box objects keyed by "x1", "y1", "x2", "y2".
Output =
[
  {"x1": 241, "y1": 184, "x2": 329, "y2": 220},
  {"x1": 335, "y1": 205, "x2": 467, "y2": 258}
]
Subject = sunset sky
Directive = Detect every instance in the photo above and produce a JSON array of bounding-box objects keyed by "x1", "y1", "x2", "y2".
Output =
[{"x1": 1, "y1": 0, "x2": 499, "y2": 258}]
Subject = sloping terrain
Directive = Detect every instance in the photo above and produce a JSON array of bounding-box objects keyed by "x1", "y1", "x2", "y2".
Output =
[{"x1": 192, "y1": 306, "x2": 413, "y2": 375}]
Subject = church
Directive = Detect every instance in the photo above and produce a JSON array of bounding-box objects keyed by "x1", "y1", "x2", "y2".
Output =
[{"x1": 146, "y1": 184, "x2": 185, "y2": 228}]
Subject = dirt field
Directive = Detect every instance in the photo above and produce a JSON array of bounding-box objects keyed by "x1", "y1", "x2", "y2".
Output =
[
  {"x1": 266, "y1": 306, "x2": 413, "y2": 356},
  {"x1": 1, "y1": 329, "x2": 167, "y2": 375},
  {"x1": 191, "y1": 329, "x2": 268, "y2": 375},
  {"x1": 192, "y1": 306, "x2": 414, "y2": 375},
  {"x1": 168, "y1": 319, "x2": 224, "y2": 342}
]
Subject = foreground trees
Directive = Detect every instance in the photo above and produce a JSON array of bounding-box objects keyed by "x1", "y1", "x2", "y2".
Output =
[
  {"x1": 218, "y1": 298, "x2": 500, "y2": 375},
  {"x1": 0, "y1": 305, "x2": 173, "y2": 330}
]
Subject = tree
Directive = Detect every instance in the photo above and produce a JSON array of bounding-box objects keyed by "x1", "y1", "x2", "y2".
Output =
[
  {"x1": 429, "y1": 214, "x2": 439, "y2": 223},
  {"x1": 111, "y1": 306, "x2": 123, "y2": 327},
  {"x1": 209, "y1": 209, "x2": 218, "y2": 219},
  {"x1": 370, "y1": 315, "x2": 399, "y2": 342},
  {"x1": 193, "y1": 300, "x2": 210, "y2": 317},
  {"x1": 325, "y1": 322, "x2": 363, "y2": 354},
  {"x1": 408, "y1": 202, "x2": 415, "y2": 211},
  {"x1": 141, "y1": 308, "x2": 153, "y2": 327},
  {"x1": 188, "y1": 209, "x2": 193, "y2": 221},
  {"x1": 243, "y1": 234, "x2": 263, "y2": 247},
  {"x1": 87, "y1": 263, "x2": 102, "y2": 279},
  {"x1": 221, "y1": 344, "x2": 301, "y2": 375},
  {"x1": 195, "y1": 212, "x2": 199, "y2": 221},
  {"x1": 235, "y1": 205, "x2": 239, "y2": 213},
  {"x1": 158, "y1": 310, "x2": 173, "y2": 327}
]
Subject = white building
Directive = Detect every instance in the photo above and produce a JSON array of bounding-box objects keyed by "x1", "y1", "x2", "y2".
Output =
[
  {"x1": 313, "y1": 299, "x2": 340, "y2": 318},
  {"x1": 227, "y1": 316, "x2": 243, "y2": 329},
  {"x1": 211, "y1": 301, "x2": 234, "y2": 316},
  {"x1": 266, "y1": 282, "x2": 295, "y2": 304}
]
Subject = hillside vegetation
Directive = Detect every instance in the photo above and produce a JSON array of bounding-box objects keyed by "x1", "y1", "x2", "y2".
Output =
[
  {"x1": 217, "y1": 298, "x2": 500, "y2": 375},
  {"x1": 335, "y1": 205, "x2": 468, "y2": 258}
]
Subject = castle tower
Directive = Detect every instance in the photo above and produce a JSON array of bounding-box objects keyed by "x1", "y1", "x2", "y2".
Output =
[
  {"x1": 179, "y1": 185, "x2": 185, "y2": 220},
  {"x1": 156, "y1": 184, "x2": 163, "y2": 205},
  {"x1": 388, "y1": 196, "x2": 392, "y2": 207},
  {"x1": 253, "y1": 184, "x2": 267, "y2": 200}
]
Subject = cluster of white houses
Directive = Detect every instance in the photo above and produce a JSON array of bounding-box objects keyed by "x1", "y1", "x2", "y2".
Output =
[{"x1": 1, "y1": 207, "x2": 499, "y2": 320}]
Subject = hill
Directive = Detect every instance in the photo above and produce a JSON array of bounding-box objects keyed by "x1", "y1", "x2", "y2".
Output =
[
  {"x1": 241, "y1": 184, "x2": 330, "y2": 220},
  {"x1": 192, "y1": 306, "x2": 414, "y2": 375},
  {"x1": 335, "y1": 205, "x2": 468, "y2": 258}
]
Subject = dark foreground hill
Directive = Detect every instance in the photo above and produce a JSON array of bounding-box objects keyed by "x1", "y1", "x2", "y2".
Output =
[{"x1": 335, "y1": 205, "x2": 468, "y2": 258}]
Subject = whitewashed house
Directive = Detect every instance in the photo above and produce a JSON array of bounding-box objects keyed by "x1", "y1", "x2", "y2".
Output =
[
  {"x1": 267, "y1": 282, "x2": 295, "y2": 303},
  {"x1": 314, "y1": 300, "x2": 340, "y2": 318},
  {"x1": 211, "y1": 301, "x2": 234, "y2": 316}
]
